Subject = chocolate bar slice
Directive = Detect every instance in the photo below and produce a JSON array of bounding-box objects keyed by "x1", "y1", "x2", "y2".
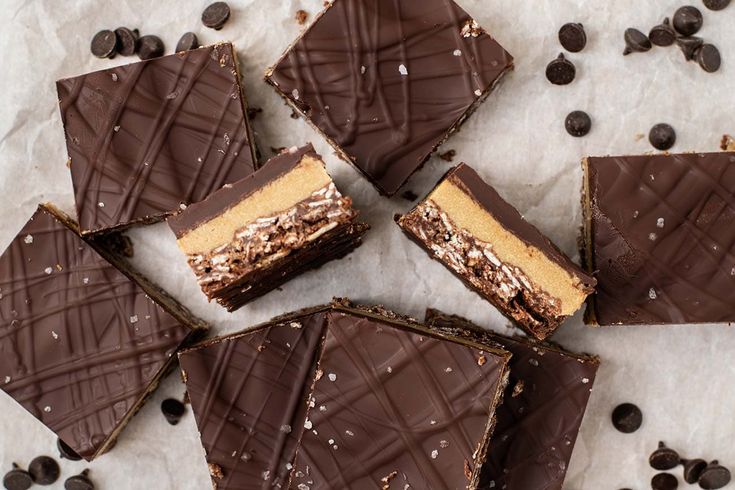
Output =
[
  {"x1": 582, "y1": 153, "x2": 735, "y2": 325},
  {"x1": 265, "y1": 0, "x2": 513, "y2": 196},
  {"x1": 397, "y1": 164, "x2": 596, "y2": 340},
  {"x1": 56, "y1": 42, "x2": 257, "y2": 235},
  {"x1": 425, "y1": 308, "x2": 599, "y2": 490},
  {"x1": 0, "y1": 205, "x2": 205, "y2": 460},
  {"x1": 168, "y1": 145, "x2": 369, "y2": 311}
]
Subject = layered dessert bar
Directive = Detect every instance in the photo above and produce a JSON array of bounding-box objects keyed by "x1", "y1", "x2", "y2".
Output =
[
  {"x1": 265, "y1": 0, "x2": 513, "y2": 196},
  {"x1": 397, "y1": 164, "x2": 596, "y2": 340},
  {"x1": 582, "y1": 153, "x2": 735, "y2": 325},
  {"x1": 180, "y1": 301, "x2": 511, "y2": 490},
  {"x1": 0, "y1": 205, "x2": 206, "y2": 460},
  {"x1": 425, "y1": 308, "x2": 600, "y2": 490},
  {"x1": 56, "y1": 42, "x2": 257, "y2": 235},
  {"x1": 168, "y1": 145, "x2": 369, "y2": 311}
]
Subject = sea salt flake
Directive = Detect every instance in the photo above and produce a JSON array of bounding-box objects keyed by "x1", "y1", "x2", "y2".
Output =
[
  {"x1": 44, "y1": 406, "x2": 52, "y2": 413},
  {"x1": 474, "y1": 89, "x2": 482, "y2": 96},
  {"x1": 649, "y1": 288, "x2": 657, "y2": 300},
  {"x1": 387, "y1": 366, "x2": 393, "y2": 374},
  {"x1": 280, "y1": 424, "x2": 292, "y2": 433},
  {"x1": 345, "y1": 430, "x2": 354, "y2": 437},
  {"x1": 582, "y1": 378, "x2": 590, "y2": 384},
  {"x1": 98, "y1": 202, "x2": 105, "y2": 208},
  {"x1": 292, "y1": 89, "x2": 300, "y2": 100},
  {"x1": 4, "y1": 376, "x2": 11, "y2": 384},
  {"x1": 440, "y1": 440, "x2": 449, "y2": 448},
  {"x1": 51, "y1": 331, "x2": 59, "y2": 340},
  {"x1": 657, "y1": 218, "x2": 665, "y2": 228},
  {"x1": 328, "y1": 438, "x2": 335, "y2": 445},
  {"x1": 453, "y1": 49, "x2": 462, "y2": 56},
  {"x1": 649, "y1": 233, "x2": 658, "y2": 241},
  {"x1": 431, "y1": 449, "x2": 439, "y2": 459},
  {"x1": 328, "y1": 373, "x2": 337, "y2": 382},
  {"x1": 318, "y1": 405, "x2": 327, "y2": 412},
  {"x1": 304, "y1": 419, "x2": 313, "y2": 430},
  {"x1": 528, "y1": 358, "x2": 539, "y2": 367},
  {"x1": 23, "y1": 235, "x2": 33, "y2": 244},
  {"x1": 44, "y1": 267, "x2": 53, "y2": 275},
  {"x1": 130, "y1": 315, "x2": 139, "y2": 324},
  {"x1": 445, "y1": 367, "x2": 453, "y2": 373},
  {"x1": 398, "y1": 64, "x2": 408, "y2": 76}
]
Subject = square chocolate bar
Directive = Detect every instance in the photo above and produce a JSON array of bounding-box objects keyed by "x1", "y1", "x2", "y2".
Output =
[
  {"x1": 397, "y1": 164, "x2": 595, "y2": 340},
  {"x1": 56, "y1": 43, "x2": 257, "y2": 235},
  {"x1": 266, "y1": 0, "x2": 513, "y2": 196},
  {"x1": 583, "y1": 152, "x2": 735, "y2": 325},
  {"x1": 0, "y1": 205, "x2": 205, "y2": 460},
  {"x1": 168, "y1": 145, "x2": 369, "y2": 311}
]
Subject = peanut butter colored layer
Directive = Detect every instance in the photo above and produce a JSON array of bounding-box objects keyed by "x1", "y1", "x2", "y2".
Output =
[
  {"x1": 177, "y1": 155, "x2": 331, "y2": 254},
  {"x1": 429, "y1": 180, "x2": 588, "y2": 316}
]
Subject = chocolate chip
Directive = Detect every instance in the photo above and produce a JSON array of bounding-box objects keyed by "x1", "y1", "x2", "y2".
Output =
[
  {"x1": 64, "y1": 470, "x2": 94, "y2": 490},
  {"x1": 698, "y1": 44, "x2": 722, "y2": 73},
  {"x1": 3, "y1": 465, "x2": 33, "y2": 490},
  {"x1": 137, "y1": 35, "x2": 165, "y2": 61},
  {"x1": 649, "y1": 18, "x2": 677, "y2": 47},
  {"x1": 90, "y1": 30, "x2": 117, "y2": 59},
  {"x1": 683, "y1": 459, "x2": 708, "y2": 484},
  {"x1": 650, "y1": 442, "x2": 681, "y2": 471},
  {"x1": 161, "y1": 398, "x2": 187, "y2": 425},
  {"x1": 703, "y1": 0, "x2": 731, "y2": 10},
  {"x1": 611, "y1": 402, "x2": 642, "y2": 433},
  {"x1": 677, "y1": 36, "x2": 705, "y2": 61},
  {"x1": 27, "y1": 456, "x2": 60, "y2": 485},
  {"x1": 559, "y1": 23, "x2": 587, "y2": 53},
  {"x1": 176, "y1": 32, "x2": 200, "y2": 52},
  {"x1": 649, "y1": 123, "x2": 677, "y2": 151},
  {"x1": 673, "y1": 6, "x2": 704, "y2": 36},
  {"x1": 546, "y1": 53, "x2": 576, "y2": 85},
  {"x1": 623, "y1": 28, "x2": 652, "y2": 55},
  {"x1": 57, "y1": 437, "x2": 82, "y2": 461},
  {"x1": 565, "y1": 111, "x2": 592, "y2": 137},
  {"x1": 652, "y1": 473, "x2": 679, "y2": 490},
  {"x1": 202, "y1": 2, "x2": 231, "y2": 30},
  {"x1": 114, "y1": 27, "x2": 138, "y2": 56},
  {"x1": 699, "y1": 461, "x2": 731, "y2": 489}
]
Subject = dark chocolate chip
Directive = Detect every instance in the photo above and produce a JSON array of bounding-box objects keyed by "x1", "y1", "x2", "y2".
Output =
[
  {"x1": 649, "y1": 123, "x2": 677, "y2": 151},
  {"x1": 649, "y1": 18, "x2": 677, "y2": 47},
  {"x1": 623, "y1": 28, "x2": 652, "y2": 55},
  {"x1": 3, "y1": 465, "x2": 33, "y2": 490},
  {"x1": 28, "y1": 456, "x2": 60, "y2": 485},
  {"x1": 202, "y1": 2, "x2": 231, "y2": 30},
  {"x1": 673, "y1": 6, "x2": 704, "y2": 36},
  {"x1": 565, "y1": 110, "x2": 592, "y2": 137},
  {"x1": 677, "y1": 36, "x2": 705, "y2": 61},
  {"x1": 650, "y1": 442, "x2": 681, "y2": 471},
  {"x1": 699, "y1": 461, "x2": 731, "y2": 489},
  {"x1": 90, "y1": 30, "x2": 117, "y2": 59},
  {"x1": 161, "y1": 398, "x2": 187, "y2": 425},
  {"x1": 114, "y1": 27, "x2": 138, "y2": 56},
  {"x1": 176, "y1": 32, "x2": 200, "y2": 52},
  {"x1": 64, "y1": 470, "x2": 94, "y2": 490},
  {"x1": 698, "y1": 44, "x2": 722, "y2": 73},
  {"x1": 611, "y1": 402, "x2": 642, "y2": 433},
  {"x1": 703, "y1": 0, "x2": 731, "y2": 10},
  {"x1": 652, "y1": 473, "x2": 679, "y2": 490},
  {"x1": 137, "y1": 35, "x2": 165, "y2": 60},
  {"x1": 559, "y1": 23, "x2": 587, "y2": 52},
  {"x1": 683, "y1": 459, "x2": 708, "y2": 484},
  {"x1": 57, "y1": 437, "x2": 82, "y2": 461},
  {"x1": 546, "y1": 53, "x2": 576, "y2": 85}
]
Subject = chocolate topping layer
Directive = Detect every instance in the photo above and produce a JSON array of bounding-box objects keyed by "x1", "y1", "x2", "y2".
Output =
[
  {"x1": 266, "y1": 0, "x2": 513, "y2": 196},
  {"x1": 584, "y1": 153, "x2": 735, "y2": 325},
  {"x1": 57, "y1": 43, "x2": 257, "y2": 234},
  {"x1": 0, "y1": 206, "x2": 193, "y2": 460}
]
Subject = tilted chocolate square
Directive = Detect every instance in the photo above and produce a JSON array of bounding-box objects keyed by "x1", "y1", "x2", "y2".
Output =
[
  {"x1": 0, "y1": 205, "x2": 205, "y2": 460},
  {"x1": 582, "y1": 152, "x2": 735, "y2": 325},
  {"x1": 265, "y1": 0, "x2": 513, "y2": 196},
  {"x1": 397, "y1": 164, "x2": 596, "y2": 340},
  {"x1": 167, "y1": 145, "x2": 369, "y2": 311},
  {"x1": 425, "y1": 308, "x2": 599, "y2": 490},
  {"x1": 56, "y1": 42, "x2": 257, "y2": 235}
]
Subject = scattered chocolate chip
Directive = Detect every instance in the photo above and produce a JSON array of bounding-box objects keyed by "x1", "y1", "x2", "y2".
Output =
[
  {"x1": 703, "y1": 0, "x2": 731, "y2": 10},
  {"x1": 90, "y1": 30, "x2": 117, "y2": 59},
  {"x1": 683, "y1": 459, "x2": 708, "y2": 484},
  {"x1": 27, "y1": 456, "x2": 60, "y2": 486},
  {"x1": 296, "y1": 9, "x2": 309, "y2": 25},
  {"x1": 649, "y1": 18, "x2": 677, "y2": 47},
  {"x1": 611, "y1": 402, "x2": 643, "y2": 433},
  {"x1": 673, "y1": 6, "x2": 704, "y2": 36},
  {"x1": 176, "y1": 32, "x2": 199, "y2": 52},
  {"x1": 652, "y1": 473, "x2": 679, "y2": 490},
  {"x1": 546, "y1": 53, "x2": 576, "y2": 85},
  {"x1": 161, "y1": 398, "x2": 187, "y2": 425},
  {"x1": 558, "y1": 23, "x2": 587, "y2": 52},
  {"x1": 623, "y1": 28, "x2": 652, "y2": 55},
  {"x1": 401, "y1": 190, "x2": 419, "y2": 202},
  {"x1": 699, "y1": 461, "x2": 731, "y2": 489},
  {"x1": 649, "y1": 123, "x2": 677, "y2": 151},
  {"x1": 439, "y1": 149, "x2": 456, "y2": 162},
  {"x1": 697, "y1": 44, "x2": 722, "y2": 72},
  {"x1": 650, "y1": 442, "x2": 681, "y2": 471},
  {"x1": 137, "y1": 35, "x2": 165, "y2": 61},
  {"x1": 565, "y1": 110, "x2": 592, "y2": 137},
  {"x1": 64, "y1": 470, "x2": 94, "y2": 490},
  {"x1": 3, "y1": 465, "x2": 33, "y2": 490},
  {"x1": 57, "y1": 437, "x2": 83, "y2": 461},
  {"x1": 202, "y1": 2, "x2": 231, "y2": 30},
  {"x1": 677, "y1": 36, "x2": 704, "y2": 61},
  {"x1": 114, "y1": 27, "x2": 138, "y2": 56},
  {"x1": 247, "y1": 107, "x2": 263, "y2": 120}
]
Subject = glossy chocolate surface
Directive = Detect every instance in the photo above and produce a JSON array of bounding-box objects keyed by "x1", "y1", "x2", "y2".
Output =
[{"x1": 267, "y1": 0, "x2": 512, "y2": 196}]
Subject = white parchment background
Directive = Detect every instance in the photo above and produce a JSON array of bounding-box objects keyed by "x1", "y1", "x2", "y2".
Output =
[{"x1": 1, "y1": 0, "x2": 735, "y2": 488}]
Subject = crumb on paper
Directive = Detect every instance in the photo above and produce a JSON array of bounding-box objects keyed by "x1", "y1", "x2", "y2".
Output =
[
  {"x1": 208, "y1": 463, "x2": 224, "y2": 480},
  {"x1": 439, "y1": 149, "x2": 456, "y2": 162},
  {"x1": 634, "y1": 133, "x2": 645, "y2": 142},
  {"x1": 401, "y1": 190, "x2": 419, "y2": 202},
  {"x1": 721, "y1": 134, "x2": 735, "y2": 151},
  {"x1": 296, "y1": 9, "x2": 308, "y2": 25}
]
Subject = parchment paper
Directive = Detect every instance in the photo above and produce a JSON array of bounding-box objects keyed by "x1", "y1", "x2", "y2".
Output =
[{"x1": 1, "y1": 1, "x2": 735, "y2": 488}]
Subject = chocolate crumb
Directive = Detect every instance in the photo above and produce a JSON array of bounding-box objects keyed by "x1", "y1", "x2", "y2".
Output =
[
  {"x1": 401, "y1": 190, "x2": 419, "y2": 202},
  {"x1": 296, "y1": 9, "x2": 309, "y2": 25},
  {"x1": 721, "y1": 134, "x2": 735, "y2": 151},
  {"x1": 208, "y1": 463, "x2": 224, "y2": 480},
  {"x1": 247, "y1": 107, "x2": 263, "y2": 120},
  {"x1": 439, "y1": 149, "x2": 456, "y2": 162},
  {"x1": 464, "y1": 459, "x2": 472, "y2": 480}
]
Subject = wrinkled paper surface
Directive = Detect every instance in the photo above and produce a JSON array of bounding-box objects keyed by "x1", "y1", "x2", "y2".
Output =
[{"x1": 1, "y1": 0, "x2": 735, "y2": 488}]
